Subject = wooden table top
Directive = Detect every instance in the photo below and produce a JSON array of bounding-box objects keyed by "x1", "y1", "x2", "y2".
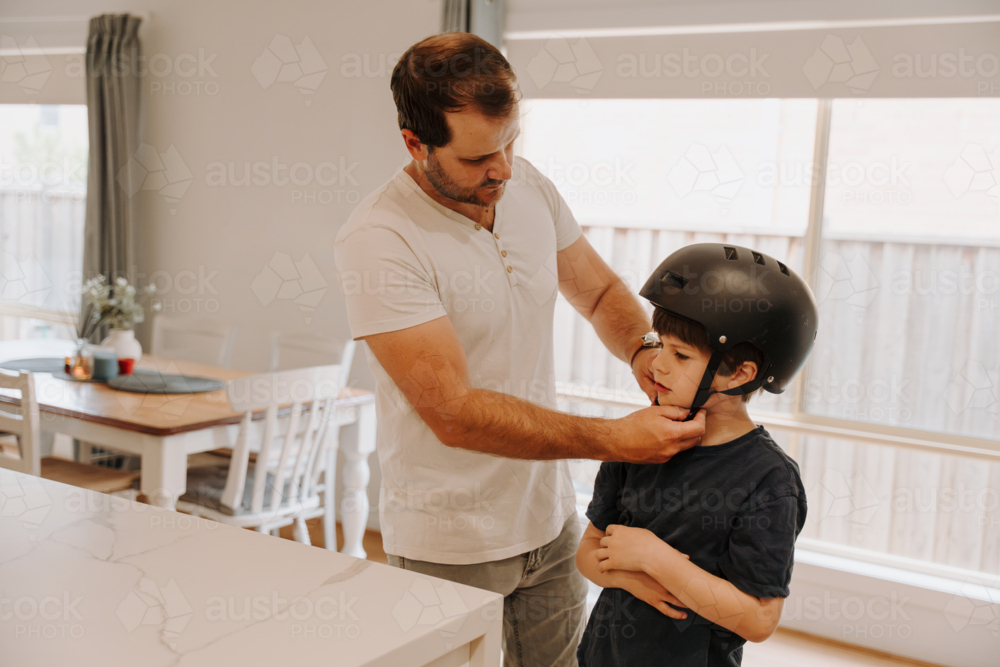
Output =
[{"x1": 0, "y1": 355, "x2": 373, "y2": 437}]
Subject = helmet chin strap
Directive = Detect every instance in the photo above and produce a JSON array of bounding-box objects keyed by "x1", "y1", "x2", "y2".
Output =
[{"x1": 678, "y1": 351, "x2": 771, "y2": 422}]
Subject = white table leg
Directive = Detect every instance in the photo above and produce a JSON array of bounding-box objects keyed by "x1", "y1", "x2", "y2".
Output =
[
  {"x1": 470, "y1": 612, "x2": 502, "y2": 667},
  {"x1": 340, "y1": 401, "x2": 375, "y2": 559},
  {"x1": 321, "y1": 446, "x2": 337, "y2": 551},
  {"x1": 141, "y1": 435, "x2": 188, "y2": 510},
  {"x1": 78, "y1": 441, "x2": 94, "y2": 463},
  {"x1": 38, "y1": 430, "x2": 54, "y2": 458}
]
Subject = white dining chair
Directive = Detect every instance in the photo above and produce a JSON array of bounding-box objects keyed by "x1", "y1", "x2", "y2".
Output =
[
  {"x1": 268, "y1": 330, "x2": 355, "y2": 385},
  {"x1": 267, "y1": 331, "x2": 356, "y2": 547},
  {"x1": 0, "y1": 338, "x2": 76, "y2": 460},
  {"x1": 150, "y1": 314, "x2": 239, "y2": 368},
  {"x1": 176, "y1": 365, "x2": 342, "y2": 544},
  {"x1": 0, "y1": 369, "x2": 138, "y2": 493}
]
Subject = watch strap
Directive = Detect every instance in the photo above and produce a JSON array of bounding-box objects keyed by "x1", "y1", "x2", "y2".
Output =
[{"x1": 627, "y1": 336, "x2": 647, "y2": 367}]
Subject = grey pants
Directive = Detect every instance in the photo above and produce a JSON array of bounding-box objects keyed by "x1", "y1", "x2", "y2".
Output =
[{"x1": 387, "y1": 516, "x2": 588, "y2": 667}]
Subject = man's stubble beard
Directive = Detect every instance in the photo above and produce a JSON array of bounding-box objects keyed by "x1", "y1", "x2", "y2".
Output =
[{"x1": 424, "y1": 149, "x2": 506, "y2": 208}]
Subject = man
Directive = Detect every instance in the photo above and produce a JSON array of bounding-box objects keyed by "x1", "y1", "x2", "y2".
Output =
[{"x1": 334, "y1": 33, "x2": 705, "y2": 666}]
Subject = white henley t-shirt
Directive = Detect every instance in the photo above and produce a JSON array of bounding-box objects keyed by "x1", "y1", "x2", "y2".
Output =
[{"x1": 334, "y1": 156, "x2": 582, "y2": 564}]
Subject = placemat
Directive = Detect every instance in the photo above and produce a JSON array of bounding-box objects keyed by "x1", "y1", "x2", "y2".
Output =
[
  {"x1": 0, "y1": 357, "x2": 225, "y2": 394},
  {"x1": 107, "y1": 370, "x2": 225, "y2": 394}
]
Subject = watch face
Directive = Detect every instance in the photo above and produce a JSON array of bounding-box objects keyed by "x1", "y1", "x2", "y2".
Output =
[{"x1": 643, "y1": 332, "x2": 660, "y2": 346}]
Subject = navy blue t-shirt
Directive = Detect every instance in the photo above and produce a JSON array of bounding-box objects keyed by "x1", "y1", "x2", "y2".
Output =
[{"x1": 578, "y1": 426, "x2": 807, "y2": 667}]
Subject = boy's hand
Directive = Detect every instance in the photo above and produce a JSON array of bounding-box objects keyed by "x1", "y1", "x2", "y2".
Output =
[
  {"x1": 618, "y1": 570, "x2": 690, "y2": 620},
  {"x1": 597, "y1": 524, "x2": 667, "y2": 573}
]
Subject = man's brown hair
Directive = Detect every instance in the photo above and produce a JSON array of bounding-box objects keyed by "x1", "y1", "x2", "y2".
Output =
[
  {"x1": 651, "y1": 307, "x2": 768, "y2": 402},
  {"x1": 390, "y1": 32, "x2": 520, "y2": 148}
]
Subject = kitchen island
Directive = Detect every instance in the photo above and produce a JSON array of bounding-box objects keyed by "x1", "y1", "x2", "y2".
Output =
[{"x1": 0, "y1": 468, "x2": 501, "y2": 666}]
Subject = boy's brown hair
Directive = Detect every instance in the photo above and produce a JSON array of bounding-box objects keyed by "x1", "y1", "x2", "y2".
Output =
[{"x1": 651, "y1": 307, "x2": 769, "y2": 402}]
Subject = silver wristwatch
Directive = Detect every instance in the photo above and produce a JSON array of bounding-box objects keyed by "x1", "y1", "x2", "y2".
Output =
[{"x1": 629, "y1": 331, "x2": 661, "y2": 366}]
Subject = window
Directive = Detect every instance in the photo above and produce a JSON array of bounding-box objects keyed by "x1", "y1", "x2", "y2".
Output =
[
  {"x1": 519, "y1": 98, "x2": 817, "y2": 502},
  {"x1": 0, "y1": 104, "x2": 88, "y2": 341},
  {"x1": 810, "y1": 99, "x2": 1000, "y2": 439},
  {"x1": 520, "y1": 97, "x2": 1000, "y2": 580},
  {"x1": 800, "y1": 99, "x2": 1000, "y2": 576}
]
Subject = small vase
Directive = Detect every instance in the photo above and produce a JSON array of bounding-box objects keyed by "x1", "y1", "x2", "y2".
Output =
[
  {"x1": 68, "y1": 338, "x2": 93, "y2": 380},
  {"x1": 101, "y1": 328, "x2": 143, "y2": 367}
]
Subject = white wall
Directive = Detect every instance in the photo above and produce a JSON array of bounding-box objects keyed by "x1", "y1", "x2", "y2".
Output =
[{"x1": 2, "y1": 0, "x2": 444, "y2": 533}]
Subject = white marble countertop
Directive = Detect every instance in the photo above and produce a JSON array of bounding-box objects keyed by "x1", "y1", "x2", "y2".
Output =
[{"x1": 0, "y1": 469, "x2": 501, "y2": 666}]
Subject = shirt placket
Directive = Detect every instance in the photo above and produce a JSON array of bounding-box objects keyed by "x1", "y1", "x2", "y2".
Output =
[{"x1": 475, "y1": 223, "x2": 517, "y2": 287}]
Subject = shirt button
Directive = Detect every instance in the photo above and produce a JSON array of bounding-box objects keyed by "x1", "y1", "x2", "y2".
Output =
[
  {"x1": 475, "y1": 224, "x2": 482, "y2": 230},
  {"x1": 501, "y1": 250, "x2": 507, "y2": 257},
  {"x1": 494, "y1": 232, "x2": 500, "y2": 239},
  {"x1": 506, "y1": 266, "x2": 513, "y2": 273}
]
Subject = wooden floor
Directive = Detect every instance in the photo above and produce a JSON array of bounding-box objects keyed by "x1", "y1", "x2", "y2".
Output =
[
  {"x1": 279, "y1": 519, "x2": 938, "y2": 667},
  {"x1": 744, "y1": 628, "x2": 942, "y2": 667},
  {"x1": 276, "y1": 516, "x2": 387, "y2": 563}
]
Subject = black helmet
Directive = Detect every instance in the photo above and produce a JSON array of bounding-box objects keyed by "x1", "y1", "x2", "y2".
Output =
[{"x1": 639, "y1": 243, "x2": 818, "y2": 420}]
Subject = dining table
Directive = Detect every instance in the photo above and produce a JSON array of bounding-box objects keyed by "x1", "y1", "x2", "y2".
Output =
[
  {"x1": 0, "y1": 351, "x2": 377, "y2": 559},
  {"x1": 0, "y1": 468, "x2": 501, "y2": 666}
]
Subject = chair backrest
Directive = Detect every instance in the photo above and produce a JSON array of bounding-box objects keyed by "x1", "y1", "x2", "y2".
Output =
[
  {"x1": 219, "y1": 365, "x2": 342, "y2": 517},
  {"x1": 0, "y1": 369, "x2": 41, "y2": 476},
  {"x1": 268, "y1": 331, "x2": 355, "y2": 387},
  {"x1": 150, "y1": 315, "x2": 238, "y2": 368}
]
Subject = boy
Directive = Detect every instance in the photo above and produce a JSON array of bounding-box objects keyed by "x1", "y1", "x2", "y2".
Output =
[{"x1": 575, "y1": 243, "x2": 819, "y2": 666}]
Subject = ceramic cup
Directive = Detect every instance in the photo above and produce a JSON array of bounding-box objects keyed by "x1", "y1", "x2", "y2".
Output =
[{"x1": 92, "y1": 348, "x2": 120, "y2": 382}]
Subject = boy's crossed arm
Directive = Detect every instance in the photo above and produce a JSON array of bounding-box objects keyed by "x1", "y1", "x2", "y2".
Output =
[
  {"x1": 595, "y1": 524, "x2": 784, "y2": 643},
  {"x1": 575, "y1": 522, "x2": 690, "y2": 620}
]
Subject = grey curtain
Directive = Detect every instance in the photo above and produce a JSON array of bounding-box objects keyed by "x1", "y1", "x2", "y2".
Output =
[
  {"x1": 81, "y1": 13, "x2": 143, "y2": 337},
  {"x1": 441, "y1": 0, "x2": 469, "y2": 34},
  {"x1": 77, "y1": 14, "x2": 143, "y2": 466},
  {"x1": 441, "y1": 0, "x2": 505, "y2": 50}
]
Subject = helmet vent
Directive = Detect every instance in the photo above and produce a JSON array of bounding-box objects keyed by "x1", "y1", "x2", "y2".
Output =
[
  {"x1": 752, "y1": 252, "x2": 765, "y2": 265},
  {"x1": 662, "y1": 270, "x2": 689, "y2": 289},
  {"x1": 724, "y1": 247, "x2": 739, "y2": 260},
  {"x1": 777, "y1": 261, "x2": 789, "y2": 276}
]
